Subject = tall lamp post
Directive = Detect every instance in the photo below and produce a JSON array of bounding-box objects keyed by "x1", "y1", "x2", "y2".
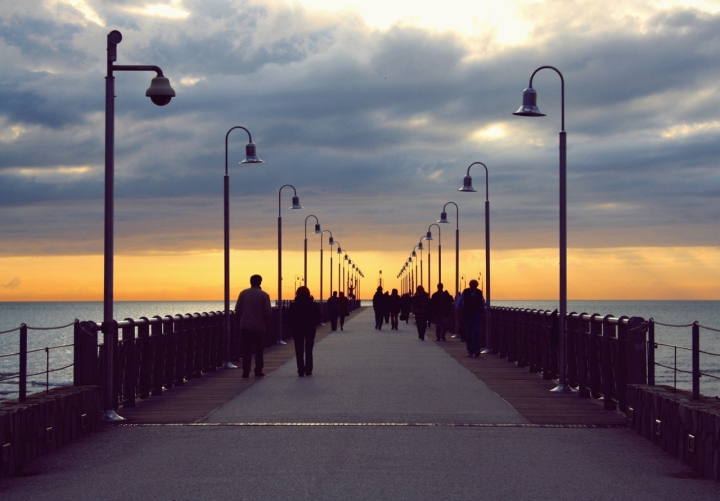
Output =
[
  {"x1": 418, "y1": 239, "x2": 425, "y2": 289},
  {"x1": 223, "y1": 126, "x2": 263, "y2": 370},
  {"x1": 438, "y1": 202, "x2": 460, "y2": 299},
  {"x1": 335, "y1": 243, "x2": 342, "y2": 294},
  {"x1": 304, "y1": 215, "x2": 322, "y2": 289},
  {"x1": 104, "y1": 30, "x2": 176, "y2": 422},
  {"x1": 458, "y1": 162, "x2": 492, "y2": 354},
  {"x1": 321, "y1": 230, "x2": 334, "y2": 302},
  {"x1": 513, "y1": 65, "x2": 572, "y2": 393},
  {"x1": 426, "y1": 223, "x2": 441, "y2": 285},
  {"x1": 278, "y1": 185, "x2": 303, "y2": 345}
]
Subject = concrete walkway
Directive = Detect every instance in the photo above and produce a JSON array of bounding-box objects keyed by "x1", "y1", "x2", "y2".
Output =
[{"x1": 1, "y1": 309, "x2": 718, "y2": 500}]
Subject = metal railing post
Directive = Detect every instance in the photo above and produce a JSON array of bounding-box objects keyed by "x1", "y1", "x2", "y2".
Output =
[
  {"x1": 19, "y1": 323, "x2": 27, "y2": 402},
  {"x1": 692, "y1": 321, "x2": 700, "y2": 400},
  {"x1": 648, "y1": 319, "x2": 655, "y2": 385}
]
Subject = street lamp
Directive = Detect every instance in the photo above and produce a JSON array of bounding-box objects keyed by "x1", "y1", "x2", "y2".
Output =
[
  {"x1": 278, "y1": 184, "x2": 303, "y2": 345},
  {"x1": 223, "y1": 126, "x2": 263, "y2": 370},
  {"x1": 513, "y1": 65, "x2": 573, "y2": 393},
  {"x1": 321, "y1": 230, "x2": 334, "y2": 303},
  {"x1": 438, "y1": 202, "x2": 460, "y2": 299},
  {"x1": 417, "y1": 239, "x2": 425, "y2": 289},
  {"x1": 458, "y1": 161, "x2": 492, "y2": 354},
  {"x1": 426, "y1": 223, "x2": 441, "y2": 285},
  {"x1": 103, "y1": 30, "x2": 176, "y2": 422},
  {"x1": 335, "y1": 243, "x2": 343, "y2": 294},
  {"x1": 304, "y1": 215, "x2": 322, "y2": 289}
]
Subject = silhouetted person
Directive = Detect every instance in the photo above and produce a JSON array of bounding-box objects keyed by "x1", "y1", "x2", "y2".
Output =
[
  {"x1": 431, "y1": 283, "x2": 450, "y2": 341},
  {"x1": 443, "y1": 290, "x2": 454, "y2": 339},
  {"x1": 456, "y1": 279, "x2": 485, "y2": 357},
  {"x1": 288, "y1": 286, "x2": 322, "y2": 377},
  {"x1": 372, "y1": 286, "x2": 385, "y2": 330},
  {"x1": 412, "y1": 285, "x2": 430, "y2": 340},
  {"x1": 235, "y1": 274, "x2": 272, "y2": 378},
  {"x1": 338, "y1": 291, "x2": 349, "y2": 330},
  {"x1": 388, "y1": 288, "x2": 401, "y2": 330},
  {"x1": 327, "y1": 291, "x2": 339, "y2": 331},
  {"x1": 383, "y1": 291, "x2": 391, "y2": 325},
  {"x1": 400, "y1": 292, "x2": 412, "y2": 324}
]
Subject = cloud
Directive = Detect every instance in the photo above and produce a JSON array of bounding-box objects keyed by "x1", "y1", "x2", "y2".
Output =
[
  {"x1": 3, "y1": 277, "x2": 21, "y2": 289},
  {"x1": 0, "y1": 0, "x2": 718, "y2": 264}
]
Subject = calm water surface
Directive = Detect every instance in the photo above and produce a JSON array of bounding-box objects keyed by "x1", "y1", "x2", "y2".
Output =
[{"x1": 1, "y1": 300, "x2": 718, "y2": 399}]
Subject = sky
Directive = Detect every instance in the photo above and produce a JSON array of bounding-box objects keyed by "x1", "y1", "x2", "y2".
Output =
[{"x1": 0, "y1": 0, "x2": 719, "y2": 301}]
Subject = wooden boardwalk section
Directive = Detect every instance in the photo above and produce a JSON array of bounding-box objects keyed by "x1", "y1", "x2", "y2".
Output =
[
  {"x1": 117, "y1": 308, "x2": 366, "y2": 424},
  {"x1": 118, "y1": 309, "x2": 624, "y2": 427},
  {"x1": 433, "y1": 335, "x2": 625, "y2": 426}
]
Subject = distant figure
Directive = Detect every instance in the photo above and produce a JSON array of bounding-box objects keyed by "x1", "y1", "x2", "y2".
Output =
[
  {"x1": 383, "y1": 291, "x2": 391, "y2": 325},
  {"x1": 388, "y1": 289, "x2": 401, "y2": 330},
  {"x1": 287, "y1": 286, "x2": 322, "y2": 377},
  {"x1": 456, "y1": 279, "x2": 485, "y2": 357},
  {"x1": 235, "y1": 274, "x2": 272, "y2": 378},
  {"x1": 400, "y1": 292, "x2": 412, "y2": 324},
  {"x1": 412, "y1": 285, "x2": 430, "y2": 340},
  {"x1": 338, "y1": 291, "x2": 349, "y2": 331},
  {"x1": 431, "y1": 283, "x2": 450, "y2": 341},
  {"x1": 372, "y1": 286, "x2": 385, "y2": 330},
  {"x1": 327, "y1": 291, "x2": 339, "y2": 331}
]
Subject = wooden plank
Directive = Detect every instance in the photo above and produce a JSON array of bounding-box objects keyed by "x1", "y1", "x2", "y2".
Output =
[{"x1": 432, "y1": 337, "x2": 626, "y2": 426}]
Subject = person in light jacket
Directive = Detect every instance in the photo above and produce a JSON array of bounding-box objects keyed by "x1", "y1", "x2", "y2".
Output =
[{"x1": 235, "y1": 274, "x2": 272, "y2": 378}]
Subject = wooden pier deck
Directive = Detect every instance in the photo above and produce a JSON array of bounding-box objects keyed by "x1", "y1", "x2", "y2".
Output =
[{"x1": 117, "y1": 307, "x2": 367, "y2": 424}]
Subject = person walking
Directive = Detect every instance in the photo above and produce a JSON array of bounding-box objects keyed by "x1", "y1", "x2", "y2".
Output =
[
  {"x1": 400, "y1": 292, "x2": 412, "y2": 325},
  {"x1": 388, "y1": 288, "x2": 401, "y2": 330},
  {"x1": 287, "y1": 286, "x2": 322, "y2": 377},
  {"x1": 383, "y1": 291, "x2": 391, "y2": 325},
  {"x1": 456, "y1": 279, "x2": 485, "y2": 357},
  {"x1": 327, "y1": 291, "x2": 339, "y2": 331},
  {"x1": 235, "y1": 274, "x2": 272, "y2": 378},
  {"x1": 412, "y1": 285, "x2": 430, "y2": 340},
  {"x1": 431, "y1": 283, "x2": 450, "y2": 341},
  {"x1": 338, "y1": 291, "x2": 349, "y2": 331},
  {"x1": 372, "y1": 286, "x2": 385, "y2": 330}
]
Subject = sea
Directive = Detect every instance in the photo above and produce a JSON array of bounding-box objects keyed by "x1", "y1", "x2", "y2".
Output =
[{"x1": 1, "y1": 300, "x2": 718, "y2": 400}]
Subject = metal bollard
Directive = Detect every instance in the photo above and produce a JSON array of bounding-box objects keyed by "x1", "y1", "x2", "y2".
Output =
[{"x1": 19, "y1": 324, "x2": 27, "y2": 402}]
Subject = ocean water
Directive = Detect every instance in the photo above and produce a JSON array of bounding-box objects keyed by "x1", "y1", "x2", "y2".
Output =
[{"x1": 1, "y1": 300, "x2": 718, "y2": 399}]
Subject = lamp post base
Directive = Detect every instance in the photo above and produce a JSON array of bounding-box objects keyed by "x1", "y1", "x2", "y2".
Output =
[
  {"x1": 222, "y1": 361, "x2": 237, "y2": 369},
  {"x1": 102, "y1": 410, "x2": 126, "y2": 422},
  {"x1": 550, "y1": 383, "x2": 576, "y2": 393}
]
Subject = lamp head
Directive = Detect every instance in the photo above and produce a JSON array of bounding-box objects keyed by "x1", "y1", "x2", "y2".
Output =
[
  {"x1": 344, "y1": 255, "x2": 348, "y2": 261},
  {"x1": 240, "y1": 142, "x2": 263, "y2": 164},
  {"x1": 313, "y1": 223, "x2": 322, "y2": 234},
  {"x1": 426, "y1": 231, "x2": 433, "y2": 241},
  {"x1": 290, "y1": 195, "x2": 302, "y2": 209},
  {"x1": 329, "y1": 236, "x2": 334, "y2": 245},
  {"x1": 438, "y1": 211, "x2": 449, "y2": 224},
  {"x1": 418, "y1": 241, "x2": 423, "y2": 250},
  {"x1": 145, "y1": 76, "x2": 176, "y2": 106},
  {"x1": 337, "y1": 246, "x2": 342, "y2": 254},
  {"x1": 513, "y1": 87, "x2": 546, "y2": 117},
  {"x1": 459, "y1": 175, "x2": 476, "y2": 192},
  {"x1": 411, "y1": 250, "x2": 416, "y2": 257}
]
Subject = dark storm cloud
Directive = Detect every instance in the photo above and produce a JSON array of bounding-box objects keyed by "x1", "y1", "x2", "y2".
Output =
[{"x1": 0, "y1": 2, "x2": 718, "y2": 255}]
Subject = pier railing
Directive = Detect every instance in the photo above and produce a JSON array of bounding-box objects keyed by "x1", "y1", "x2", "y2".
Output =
[
  {"x1": 648, "y1": 319, "x2": 720, "y2": 400},
  {"x1": 489, "y1": 307, "x2": 648, "y2": 411},
  {"x1": 0, "y1": 322, "x2": 76, "y2": 402}
]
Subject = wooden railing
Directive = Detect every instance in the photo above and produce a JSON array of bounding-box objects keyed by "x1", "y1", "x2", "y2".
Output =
[
  {"x1": 489, "y1": 307, "x2": 648, "y2": 411},
  {"x1": 73, "y1": 300, "x2": 360, "y2": 415}
]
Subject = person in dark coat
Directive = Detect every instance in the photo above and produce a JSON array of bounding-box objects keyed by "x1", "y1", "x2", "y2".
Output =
[
  {"x1": 431, "y1": 283, "x2": 450, "y2": 341},
  {"x1": 400, "y1": 292, "x2": 412, "y2": 324},
  {"x1": 383, "y1": 292, "x2": 391, "y2": 325},
  {"x1": 338, "y1": 291, "x2": 349, "y2": 331},
  {"x1": 372, "y1": 286, "x2": 385, "y2": 330},
  {"x1": 388, "y1": 289, "x2": 401, "y2": 330},
  {"x1": 412, "y1": 285, "x2": 430, "y2": 340},
  {"x1": 287, "y1": 286, "x2": 322, "y2": 377},
  {"x1": 455, "y1": 280, "x2": 485, "y2": 357},
  {"x1": 327, "y1": 291, "x2": 339, "y2": 331}
]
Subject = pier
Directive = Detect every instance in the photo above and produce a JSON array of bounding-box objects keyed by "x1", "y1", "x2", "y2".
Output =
[{"x1": 1, "y1": 308, "x2": 718, "y2": 500}]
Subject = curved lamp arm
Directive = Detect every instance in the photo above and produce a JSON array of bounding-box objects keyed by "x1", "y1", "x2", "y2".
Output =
[
  {"x1": 442, "y1": 201, "x2": 459, "y2": 230},
  {"x1": 466, "y1": 162, "x2": 489, "y2": 201},
  {"x1": 225, "y1": 126, "x2": 254, "y2": 176},
  {"x1": 304, "y1": 214, "x2": 320, "y2": 239},
  {"x1": 428, "y1": 223, "x2": 441, "y2": 244},
  {"x1": 278, "y1": 184, "x2": 298, "y2": 216},
  {"x1": 521, "y1": 65, "x2": 565, "y2": 132}
]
